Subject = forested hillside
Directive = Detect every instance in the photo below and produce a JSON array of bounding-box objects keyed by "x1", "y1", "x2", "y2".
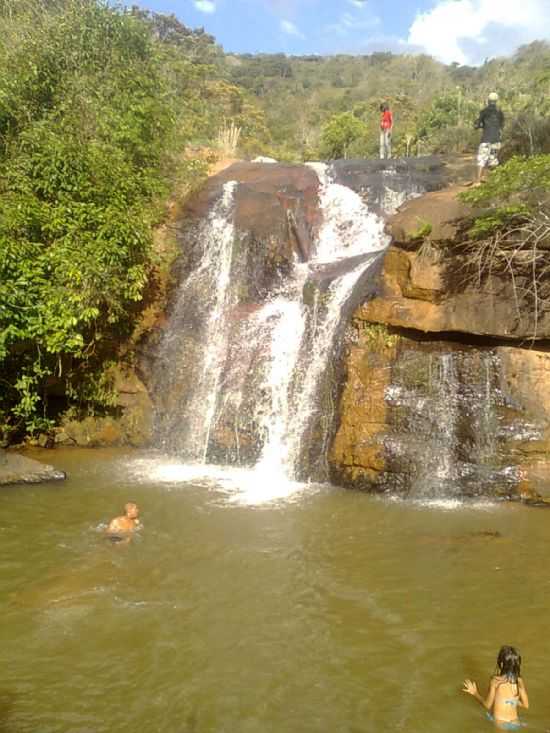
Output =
[
  {"x1": 227, "y1": 43, "x2": 550, "y2": 160},
  {"x1": 0, "y1": 0, "x2": 268, "y2": 441}
]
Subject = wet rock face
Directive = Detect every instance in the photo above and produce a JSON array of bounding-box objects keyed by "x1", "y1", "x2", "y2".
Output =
[
  {"x1": 330, "y1": 156, "x2": 476, "y2": 214},
  {"x1": 140, "y1": 163, "x2": 323, "y2": 450},
  {"x1": 330, "y1": 175, "x2": 550, "y2": 498},
  {"x1": 53, "y1": 367, "x2": 153, "y2": 449},
  {"x1": 330, "y1": 322, "x2": 550, "y2": 499},
  {"x1": 182, "y1": 161, "x2": 321, "y2": 276}
]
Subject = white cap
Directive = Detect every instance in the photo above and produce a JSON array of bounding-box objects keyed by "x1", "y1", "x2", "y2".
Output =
[{"x1": 488, "y1": 92, "x2": 499, "y2": 102}]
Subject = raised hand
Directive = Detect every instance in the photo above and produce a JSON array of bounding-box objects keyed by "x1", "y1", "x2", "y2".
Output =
[{"x1": 463, "y1": 679, "x2": 478, "y2": 696}]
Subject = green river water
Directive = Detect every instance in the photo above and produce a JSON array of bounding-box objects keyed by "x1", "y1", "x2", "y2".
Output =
[{"x1": 1, "y1": 448, "x2": 550, "y2": 733}]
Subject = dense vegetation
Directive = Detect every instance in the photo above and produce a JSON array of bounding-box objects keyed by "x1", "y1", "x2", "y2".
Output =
[
  {"x1": 0, "y1": 0, "x2": 548, "y2": 442},
  {"x1": 0, "y1": 0, "x2": 267, "y2": 441}
]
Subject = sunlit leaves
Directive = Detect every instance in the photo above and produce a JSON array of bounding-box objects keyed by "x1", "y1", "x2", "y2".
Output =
[{"x1": 0, "y1": 0, "x2": 218, "y2": 437}]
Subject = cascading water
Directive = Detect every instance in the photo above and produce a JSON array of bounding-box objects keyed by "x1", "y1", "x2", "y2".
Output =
[
  {"x1": 265, "y1": 163, "x2": 388, "y2": 480},
  {"x1": 383, "y1": 345, "x2": 535, "y2": 498},
  {"x1": 152, "y1": 163, "x2": 390, "y2": 486},
  {"x1": 152, "y1": 181, "x2": 238, "y2": 459}
]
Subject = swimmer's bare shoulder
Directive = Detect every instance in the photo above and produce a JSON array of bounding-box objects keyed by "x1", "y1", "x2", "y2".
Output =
[
  {"x1": 106, "y1": 516, "x2": 133, "y2": 534},
  {"x1": 105, "y1": 502, "x2": 141, "y2": 537}
]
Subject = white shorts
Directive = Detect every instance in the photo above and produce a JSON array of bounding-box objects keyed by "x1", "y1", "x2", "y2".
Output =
[{"x1": 478, "y1": 142, "x2": 501, "y2": 168}]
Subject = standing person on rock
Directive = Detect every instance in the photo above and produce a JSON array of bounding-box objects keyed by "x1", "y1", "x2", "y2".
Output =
[
  {"x1": 379, "y1": 102, "x2": 393, "y2": 160},
  {"x1": 474, "y1": 92, "x2": 504, "y2": 184}
]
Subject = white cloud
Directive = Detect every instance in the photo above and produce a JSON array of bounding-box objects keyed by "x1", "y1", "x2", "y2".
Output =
[
  {"x1": 348, "y1": 0, "x2": 368, "y2": 7},
  {"x1": 407, "y1": 0, "x2": 550, "y2": 65},
  {"x1": 324, "y1": 8, "x2": 379, "y2": 36},
  {"x1": 194, "y1": 0, "x2": 216, "y2": 13},
  {"x1": 280, "y1": 19, "x2": 305, "y2": 39}
]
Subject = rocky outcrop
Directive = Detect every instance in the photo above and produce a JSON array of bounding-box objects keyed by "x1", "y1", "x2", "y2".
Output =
[
  {"x1": 0, "y1": 450, "x2": 66, "y2": 485},
  {"x1": 139, "y1": 162, "x2": 323, "y2": 431},
  {"x1": 330, "y1": 182, "x2": 550, "y2": 499},
  {"x1": 55, "y1": 367, "x2": 153, "y2": 448},
  {"x1": 331, "y1": 155, "x2": 477, "y2": 213},
  {"x1": 330, "y1": 322, "x2": 550, "y2": 499},
  {"x1": 359, "y1": 185, "x2": 550, "y2": 339}
]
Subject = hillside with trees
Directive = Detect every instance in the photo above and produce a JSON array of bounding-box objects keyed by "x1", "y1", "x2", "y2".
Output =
[
  {"x1": 227, "y1": 43, "x2": 550, "y2": 161},
  {"x1": 0, "y1": 0, "x2": 268, "y2": 441}
]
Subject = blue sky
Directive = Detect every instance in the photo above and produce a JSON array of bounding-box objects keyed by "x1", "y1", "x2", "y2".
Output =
[{"x1": 126, "y1": 0, "x2": 550, "y2": 65}]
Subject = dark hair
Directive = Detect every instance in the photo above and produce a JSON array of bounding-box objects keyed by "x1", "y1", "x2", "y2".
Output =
[
  {"x1": 380, "y1": 103, "x2": 389, "y2": 112},
  {"x1": 496, "y1": 646, "x2": 522, "y2": 682}
]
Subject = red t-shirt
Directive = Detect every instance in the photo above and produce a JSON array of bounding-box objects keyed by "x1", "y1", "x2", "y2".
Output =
[{"x1": 381, "y1": 110, "x2": 393, "y2": 130}]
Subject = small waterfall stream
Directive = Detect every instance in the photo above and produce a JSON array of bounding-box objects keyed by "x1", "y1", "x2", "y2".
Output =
[
  {"x1": 152, "y1": 163, "x2": 389, "y2": 484},
  {"x1": 153, "y1": 182, "x2": 239, "y2": 459}
]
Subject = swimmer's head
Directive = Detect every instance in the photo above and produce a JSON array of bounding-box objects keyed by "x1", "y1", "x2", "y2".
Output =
[
  {"x1": 496, "y1": 645, "x2": 521, "y2": 682},
  {"x1": 124, "y1": 502, "x2": 139, "y2": 519}
]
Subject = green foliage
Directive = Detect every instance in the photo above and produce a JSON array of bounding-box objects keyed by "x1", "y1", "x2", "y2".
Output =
[
  {"x1": 411, "y1": 220, "x2": 433, "y2": 239},
  {"x1": 358, "y1": 322, "x2": 399, "y2": 349},
  {"x1": 319, "y1": 111, "x2": 370, "y2": 159},
  {"x1": 461, "y1": 155, "x2": 550, "y2": 207},
  {"x1": 466, "y1": 205, "x2": 530, "y2": 238},
  {"x1": 0, "y1": 0, "x2": 238, "y2": 438},
  {"x1": 227, "y1": 41, "x2": 550, "y2": 161},
  {"x1": 416, "y1": 91, "x2": 479, "y2": 153},
  {"x1": 460, "y1": 155, "x2": 550, "y2": 238}
]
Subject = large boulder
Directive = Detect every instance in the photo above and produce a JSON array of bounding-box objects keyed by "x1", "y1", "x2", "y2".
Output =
[
  {"x1": 182, "y1": 161, "x2": 321, "y2": 267},
  {"x1": 0, "y1": 452, "x2": 66, "y2": 485}
]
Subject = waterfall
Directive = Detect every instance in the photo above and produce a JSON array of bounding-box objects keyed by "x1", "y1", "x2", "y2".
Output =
[
  {"x1": 152, "y1": 164, "x2": 389, "y2": 484},
  {"x1": 152, "y1": 182, "x2": 238, "y2": 460},
  {"x1": 261, "y1": 163, "x2": 388, "y2": 480},
  {"x1": 384, "y1": 347, "x2": 531, "y2": 498}
]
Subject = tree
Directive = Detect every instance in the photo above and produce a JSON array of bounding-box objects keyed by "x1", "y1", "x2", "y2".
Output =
[
  {"x1": 319, "y1": 112, "x2": 369, "y2": 159},
  {"x1": 0, "y1": 0, "x2": 230, "y2": 439}
]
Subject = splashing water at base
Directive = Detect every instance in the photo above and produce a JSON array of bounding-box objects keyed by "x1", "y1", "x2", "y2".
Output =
[{"x1": 132, "y1": 455, "x2": 314, "y2": 506}]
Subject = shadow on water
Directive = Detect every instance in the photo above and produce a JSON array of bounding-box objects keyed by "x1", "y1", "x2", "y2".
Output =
[
  {"x1": 0, "y1": 691, "x2": 16, "y2": 733},
  {"x1": 11, "y1": 536, "x2": 131, "y2": 610}
]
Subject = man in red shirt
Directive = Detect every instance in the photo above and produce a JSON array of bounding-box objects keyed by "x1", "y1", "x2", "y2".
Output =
[{"x1": 379, "y1": 103, "x2": 393, "y2": 159}]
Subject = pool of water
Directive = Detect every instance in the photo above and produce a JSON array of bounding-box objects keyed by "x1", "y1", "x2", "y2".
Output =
[{"x1": 2, "y1": 448, "x2": 550, "y2": 733}]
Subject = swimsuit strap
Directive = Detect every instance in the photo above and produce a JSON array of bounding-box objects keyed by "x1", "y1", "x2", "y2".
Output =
[{"x1": 496, "y1": 677, "x2": 519, "y2": 706}]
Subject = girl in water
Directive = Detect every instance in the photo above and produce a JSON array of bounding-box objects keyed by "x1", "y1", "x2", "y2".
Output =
[{"x1": 463, "y1": 646, "x2": 529, "y2": 729}]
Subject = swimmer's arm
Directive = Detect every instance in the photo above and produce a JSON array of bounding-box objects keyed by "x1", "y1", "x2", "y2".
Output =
[
  {"x1": 463, "y1": 678, "x2": 496, "y2": 710},
  {"x1": 518, "y1": 678, "x2": 529, "y2": 709}
]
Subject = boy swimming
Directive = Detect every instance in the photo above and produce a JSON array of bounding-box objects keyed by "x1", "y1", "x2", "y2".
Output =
[
  {"x1": 463, "y1": 645, "x2": 529, "y2": 729},
  {"x1": 105, "y1": 502, "x2": 142, "y2": 542}
]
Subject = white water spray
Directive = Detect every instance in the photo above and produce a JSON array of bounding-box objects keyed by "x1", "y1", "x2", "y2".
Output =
[
  {"x1": 154, "y1": 181, "x2": 238, "y2": 459},
  {"x1": 254, "y1": 163, "x2": 389, "y2": 481}
]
